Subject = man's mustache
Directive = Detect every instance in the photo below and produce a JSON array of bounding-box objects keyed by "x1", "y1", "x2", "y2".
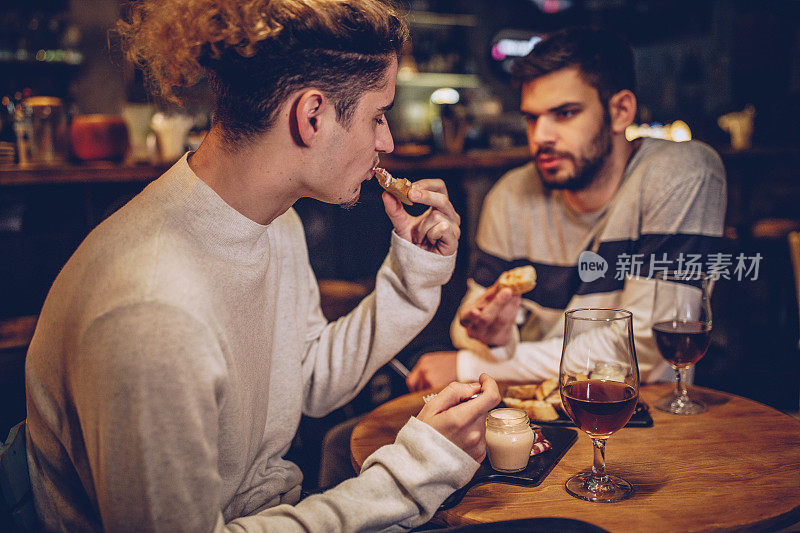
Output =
[{"x1": 534, "y1": 148, "x2": 573, "y2": 160}]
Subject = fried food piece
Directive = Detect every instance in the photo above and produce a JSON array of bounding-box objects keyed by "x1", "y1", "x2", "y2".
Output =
[
  {"x1": 505, "y1": 384, "x2": 541, "y2": 400},
  {"x1": 536, "y1": 379, "x2": 558, "y2": 401},
  {"x1": 374, "y1": 167, "x2": 413, "y2": 205},
  {"x1": 496, "y1": 265, "x2": 537, "y2": 294},
  {"x1": 503, "y1": 397, "x2": 559, "y2": 421},
  {"x1": 545, "y1": 393, "x2": 564, "y2": 413}
]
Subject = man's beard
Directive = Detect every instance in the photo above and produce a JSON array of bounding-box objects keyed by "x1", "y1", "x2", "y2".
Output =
[
  {"x1": 338, "y1": 192, "x2": 360, "y2": 210},
  {"x1": 536, "y1": 122, "x2": 613, "y2": 192}
]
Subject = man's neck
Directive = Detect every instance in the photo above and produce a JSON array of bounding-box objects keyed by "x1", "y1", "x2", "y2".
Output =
[
  {"x1": 561, "y1": 137, "x2": 639, "y2": 214},
  {"x1": 187, "y1": 125, "x2": 302, "y2": 226}
]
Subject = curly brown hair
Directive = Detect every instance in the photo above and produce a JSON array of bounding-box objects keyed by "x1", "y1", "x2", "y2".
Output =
[{"x1": 117, "y1": 0, "x2": 409, "y2": 144}]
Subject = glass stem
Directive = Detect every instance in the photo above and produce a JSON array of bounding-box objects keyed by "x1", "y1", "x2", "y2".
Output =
[
  {"x1": 591, "y1": 438, "x2": 607, "y2": 481},
  {"x1": 674, "y1": 366, "x2": 689, "y2": 403}
]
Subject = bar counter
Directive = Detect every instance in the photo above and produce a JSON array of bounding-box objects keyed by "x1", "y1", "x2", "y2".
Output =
[{"x1": 0, "y1": 147, "x2": 533, "y2": 187}]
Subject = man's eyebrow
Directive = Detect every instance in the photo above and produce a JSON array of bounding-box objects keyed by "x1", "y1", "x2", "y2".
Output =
[
  {"x1": 521, "y1": 102, "x2": 583, "y2": 117},
  {"x1": 378, "y1": 101, "x2": 395, "y2": 113},
  {"x1": 549, "y1": 102, "x2": 582, "y2": 113}
]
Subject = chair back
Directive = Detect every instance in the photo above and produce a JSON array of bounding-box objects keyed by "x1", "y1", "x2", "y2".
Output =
[
  {"x1": 790, "y1": 231, "x2": 800, "y2": 350},
  {"x1": 0, "y1": 421, "x2": 38, "y2": 531}
]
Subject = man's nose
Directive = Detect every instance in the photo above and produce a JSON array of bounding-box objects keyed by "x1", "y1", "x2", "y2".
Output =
[
  {"x1": 376, "y1": 120, "x2": 394, "y2": 154},
  {"x1": 529, "y1": 117, "x2": 556, "y2": 148}
]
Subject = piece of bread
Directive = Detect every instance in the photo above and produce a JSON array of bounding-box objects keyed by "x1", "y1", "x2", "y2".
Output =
[
  {"x1": 496, "y1": 265, "x2": 537, "y2": 294},
  {"x1": 505, "y1": 384, "x2": 541, "y2": 400},
  {"x1": 503, "y1": 397, "x2": 559, "y2": 421},
  {"x1": 374, "y1": 167, "x2": 413, "y2": 205},
  {"x1": 545, "y1": 393, "x2": 564, "y2": 413},
  {"x1": 536, "y1": 378, "x2": 558, "y2": 401}
]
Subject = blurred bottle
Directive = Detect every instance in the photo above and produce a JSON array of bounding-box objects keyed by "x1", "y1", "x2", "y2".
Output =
[
  {"x1": 0, "y1": 96, "x2": 17, "y2": 165},
  {"x1": 16, "y1": 96, "x2": 68, "y2": 166}
]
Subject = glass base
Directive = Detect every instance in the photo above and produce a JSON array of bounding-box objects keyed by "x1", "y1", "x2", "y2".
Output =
[
  {"x1": 565, "y1": 472, "x2": 633, "y2": 502},
  {"x1": 655, "y1": 392, "x2": 707, "y2": 415}
]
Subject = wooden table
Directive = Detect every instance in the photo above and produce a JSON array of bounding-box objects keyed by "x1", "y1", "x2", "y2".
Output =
[{"x1": 351, "y1": 384, "x2": 800, "y2": 532}]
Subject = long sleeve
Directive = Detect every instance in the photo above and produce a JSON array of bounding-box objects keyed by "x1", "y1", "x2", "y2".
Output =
[
  {"x1": 70, "y1": 301, "x2": 477, "y2": 533},
  {"x1": 225, "y1": 418, "x2": 478, "y2": 532},
  {"x1": 68, "y1": 302, "x2": 230, "y2": 532},
  {"x1": 300, "y1": 231, "x2": 456, "y2": 416}
]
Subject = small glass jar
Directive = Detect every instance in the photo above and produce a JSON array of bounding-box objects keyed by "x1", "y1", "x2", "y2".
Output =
[{"x1": 485, "y1": 408, "x2": 534, "y2": 473}]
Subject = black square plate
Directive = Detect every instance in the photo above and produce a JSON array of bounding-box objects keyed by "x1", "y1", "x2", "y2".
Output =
[
  {"x1": 439, "y1": 426, "x2": 578, "y2": 510},
  {"x1": 526, "y1": 401, "x2": 653, "y2": 428}
]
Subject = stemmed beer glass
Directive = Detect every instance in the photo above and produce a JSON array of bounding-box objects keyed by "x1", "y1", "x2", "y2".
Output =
[
  {"x1": 560, "y1": 308, "x2": 639, "y2": 503},
  {"x1": 651, "y1": 271, "x2": 712, "y2": 415}
]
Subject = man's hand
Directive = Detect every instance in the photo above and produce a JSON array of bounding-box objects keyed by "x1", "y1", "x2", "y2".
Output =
[
  {"x1": 382, "y1": 179, "x2": 461, "y2": 256},
  {"x1": 459, "y1": 284, "x2": 521, "y2": 347},
  {"x1": 406, "y1": 351, "x2": 457, "y2": 392},
  {"x1": 415, "y1": 374, "x2": 501, "y2": 462}
]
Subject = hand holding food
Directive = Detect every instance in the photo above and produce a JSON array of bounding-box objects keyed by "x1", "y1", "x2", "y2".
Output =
[
  {"x1": 415, "y1": 374, "x2": 502, "y2": 462},
  {"x1": 377, "y1": 167, "x2": 461, "y2": 257},
  {"x1": 454, "y1": 267, "x2": 534, "y2": 353}
]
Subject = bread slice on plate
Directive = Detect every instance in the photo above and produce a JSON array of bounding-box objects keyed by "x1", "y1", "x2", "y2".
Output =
[
  {"x1": 503, "y1": 397, "x2": 559, "y2": 421},
  {"x1": 505, "y1": 384, "x2": 541, "y2": 400}
]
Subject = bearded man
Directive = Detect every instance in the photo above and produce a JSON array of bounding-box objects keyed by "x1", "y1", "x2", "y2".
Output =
[{"x1": 407, "y1": 26, "x2": 727, "y2": 390}]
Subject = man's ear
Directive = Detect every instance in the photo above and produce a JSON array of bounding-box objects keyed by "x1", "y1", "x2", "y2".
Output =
[
  {"x1": 608, "y1": 90, "x2": 637, "y2": 134},
  {"x1": 294, "y1": 90, "x2": 326, "y2": 147}
]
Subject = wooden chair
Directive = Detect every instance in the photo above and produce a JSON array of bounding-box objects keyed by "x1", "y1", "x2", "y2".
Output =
[
  {"x1": 0, "y1": 421, "x2": 38, "y2": 531},
  {"x1": 790, "y1": 232, "x2": 800, "y2": 417},
  {"x1": 317, "y1": 279, "x2": 371, "y2": 322},
  {"x1": 0, "y1": 316, "x2": 36, "y2": 443},
  {"x1": 789, "y1": 232, "x2": 800, "y2": 351},
  {"x1": 751, "y1": 218, "x2": 800, "y2": 240}
]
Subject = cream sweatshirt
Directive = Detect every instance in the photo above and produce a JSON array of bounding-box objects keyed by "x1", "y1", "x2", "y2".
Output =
[{"x1": 25, "y1": 154, "x2": 477, "y2": 532}]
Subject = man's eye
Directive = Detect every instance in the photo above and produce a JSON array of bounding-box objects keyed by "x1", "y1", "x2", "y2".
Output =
[
  {"x1": 375, "y1": 115, "x2": 386, "y2": 125},
  {"x1": 557, "y1": 109, "x2": 577, "y2": 119}
]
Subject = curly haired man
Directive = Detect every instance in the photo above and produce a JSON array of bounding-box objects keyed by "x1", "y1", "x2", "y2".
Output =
[{"x1": 25, "y1": 1, "x2": 500, "y2": 530}]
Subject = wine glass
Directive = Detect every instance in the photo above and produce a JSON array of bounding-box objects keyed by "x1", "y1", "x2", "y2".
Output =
[
  {"x1": 651, "y1": 271, "x2": 712, "y2": 415},
  {"x1": 560, "y1": 308, "x2": 640, "y2": 503}
]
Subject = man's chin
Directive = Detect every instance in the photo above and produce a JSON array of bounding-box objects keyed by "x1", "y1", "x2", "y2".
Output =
[
  {"x1": 537, "y1": 166, "x2": 572, "y2": 188},
  {"x1": 338, "y1": 191, "x2": 361, "y2": 210},
  {"x1": 538, "y1": 170, "x2": 593, "y2": 192}
]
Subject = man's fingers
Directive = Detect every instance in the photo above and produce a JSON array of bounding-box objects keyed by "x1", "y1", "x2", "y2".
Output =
[
  {"x1": 407, "y1": 178, "x2": 449, "y2": 197},
  {"x1": 406, "y1": 367, "x2": 424, "y2": 391},
  {"x1": 479, "y1": 287, "x2": 516, "y2": 320},
  {"x1": 497, "y1": 294, "x2": 522, "y2": 322},
  {"x1": 461, "y1": 287, "x2": 513, "y2": 331},
  {"x1": 447, "y1": 373, "x2": 502, "y2": 421},
  {"x1": 459, "y1": 286, "x2": 498, "y2": 327},
  {"x1": 473, "y1": 285, "x2": 501, "y2": 310},
  {"x1": 428, "y1": 381, "x2": 482, "y2": 412},
  {"x1": 478, "y1": 373, "x2": 502, "y2": 405},
  {"x1": 381, "y1": 191, "x2": 410, "y2": 230},
  {"x1": 409, "y1": 186, "x2": 459, "y2": 223},
  {"x1": 426, "y1": 220, "x2": 459, "y2": 255},
  {"x1": 471, "y1": 289, "x2": 517, "y2": 338},
  {"x1": 410, "y1": 208, "x2": 439, "y2": 243}
]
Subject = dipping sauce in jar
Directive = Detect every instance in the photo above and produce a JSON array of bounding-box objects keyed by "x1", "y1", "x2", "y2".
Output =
[{"x1": 485, "y1": 408, "x2": 534, "y2": 473}]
